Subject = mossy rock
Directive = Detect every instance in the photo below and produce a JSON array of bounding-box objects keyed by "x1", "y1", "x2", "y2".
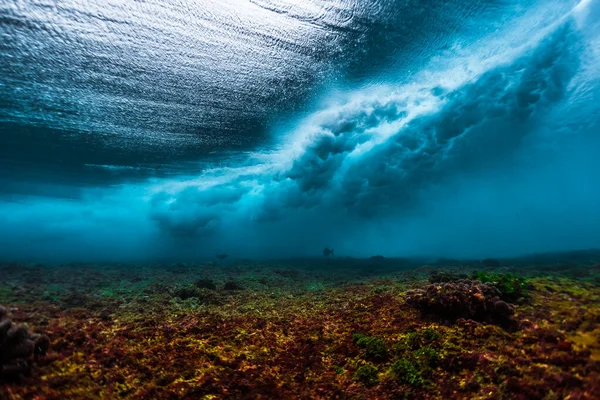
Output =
[
  {"x1": 354, "y1": 363, "x2": 379, "y2": 386},
  {"x1": 414, "y1": 347, "x2": 438, "y2": 368},
  {"x1": 399, "y1": 328, "x2": 441, "y2": 352},
  {"x1": 390, "y1": 359, "x2": 425, "y2": 387},
  {"x1": 353, "y1": 333, "x2": 388, "y2": 361},
  {"x1": 471, "y1": 271, "x2": 530, "y2": 302}
]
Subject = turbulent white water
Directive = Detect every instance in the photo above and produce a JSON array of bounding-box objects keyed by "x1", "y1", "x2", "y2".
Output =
[{"x1": 0, "y1": 0, "x2": 599, "y2": 260}]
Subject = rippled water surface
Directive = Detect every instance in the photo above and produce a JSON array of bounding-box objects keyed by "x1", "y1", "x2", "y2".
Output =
[{"x1": 0, "y1": 0, "x2": 599, "y2": 260}]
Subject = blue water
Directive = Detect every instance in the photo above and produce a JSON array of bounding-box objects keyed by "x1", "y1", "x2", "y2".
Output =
[{"x1": 0, "y1": 0, "x2": 599, "y2": 261}]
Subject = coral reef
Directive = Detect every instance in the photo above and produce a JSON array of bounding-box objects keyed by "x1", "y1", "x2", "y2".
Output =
[
  {"x1": 428, "y1": 271, "x2": 468, "y2": 283},
  {"x1": 471, "y1": 271, "x2": 531, "y2": 302},
  {"x1": 0, "y1": 305, "x2": 49, "y2": 381},
  {"x1": 406, "y1": 279, "x2": 517, "y2": 327},
  {"x1": 0, "y1": 255, "x2": 598, "y2": 399}
]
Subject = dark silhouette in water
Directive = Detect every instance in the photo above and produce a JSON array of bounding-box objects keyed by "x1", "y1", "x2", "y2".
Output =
[
  {"x1": 323, "y1": 248, "x2": 334, "y2": 257},
  {"x1": 194, "y1": 279, "x2": 217, "y2": 290},
  {"x1": 0, "y1": 305, "x2": 50, "y2": 381},
  {"x1": 223, "y1": 280, "x2": 243, "y2": 291},
  {"x1": 216, "y1": 254, "x2": 229, "y2": 260}
]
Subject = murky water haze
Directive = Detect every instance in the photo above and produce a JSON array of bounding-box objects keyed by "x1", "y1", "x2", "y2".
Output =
[{"x1": 0, "y1": 0, "x2": 599, "y2": 261}]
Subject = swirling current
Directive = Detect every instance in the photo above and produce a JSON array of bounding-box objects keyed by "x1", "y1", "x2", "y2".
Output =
[{"x1": 0, "y1": 0, "x2": 599, "y2": 260}]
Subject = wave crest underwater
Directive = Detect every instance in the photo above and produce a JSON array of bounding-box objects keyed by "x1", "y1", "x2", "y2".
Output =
[{"x1": 1, "y1": 0, "x2": 599, "y2": 261}]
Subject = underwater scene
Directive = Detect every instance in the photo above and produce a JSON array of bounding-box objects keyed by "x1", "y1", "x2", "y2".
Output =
[{"x1": 1, "y1": 0, "x2": 600, "y2": 398}]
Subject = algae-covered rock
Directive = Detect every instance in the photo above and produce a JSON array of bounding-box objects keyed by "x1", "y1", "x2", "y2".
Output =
[
  {"x1": 390, "y1": 358, "x2": 425, "y2": 387},
  {"x1": 470, "y1": 271, "x2": 530, "y2": 302},
  {"x1": 353, "y1": 363, "x2": 379, "y2": 386},
  {"x1": 0, "y1": 305, "x2": 50, "y2": 381},
  {"x1": 406, "y1": 279, "x2": 517, "y2": 327},
  {"x1": 352, "y1": 333, "x2": 388, "y2": 361}
]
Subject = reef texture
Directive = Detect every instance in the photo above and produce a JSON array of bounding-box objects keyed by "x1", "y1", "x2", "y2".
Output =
[
  {"x1": 0, "y1": 254, "x2": 598, "y2": 399},
  {"x1": 406, "y1": 280, "x2": 517, "y2": 328},
  {"x1": 0, "y1": 306, "x2": 50, "y2": 382}
]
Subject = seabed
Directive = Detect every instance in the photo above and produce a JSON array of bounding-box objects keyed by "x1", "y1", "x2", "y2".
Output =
[{"x1": 1, "y1": 251, "x2": 599, "y2": 399}]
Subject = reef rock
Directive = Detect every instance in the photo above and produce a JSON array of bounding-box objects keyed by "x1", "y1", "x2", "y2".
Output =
[
  {"x1": 405, "y1": 280, "x2": 517, "y2": 328},
  {"x1": 0, "y1": 305, "x2": 50, "y2": 381}
]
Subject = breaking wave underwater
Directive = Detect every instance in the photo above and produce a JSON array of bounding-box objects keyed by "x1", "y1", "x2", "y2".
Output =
[{"x1": 0, "y1": 0, "x2": 599, "y2": 261}]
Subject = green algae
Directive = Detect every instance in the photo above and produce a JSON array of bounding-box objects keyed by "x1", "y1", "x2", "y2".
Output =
[
  {"x1": 333, "y1": 365, "x2": 344, "y2": 374},
  {"x1": 390, "y1": 358, "x2": 425, "y2": 387},
  {"x1": 306, "y1": 281, "x2": 327, "y2": 292},
  {"x1": 0, "y1": 285, "x2": 14, "y2": 303},
  {"x1": 399, "y1": 327, "x2": 442, "y2": 351},
  {"x1": 354, "y1": 363, "x2": 379, "y2": 386},
  {"x1": 471, "y1": 271, "x2": 530, "y2": 301},
  {"x1": 1, "y1": 259, "x2": 599, "y2": 399},
  {"x1": 353, "y1": 333, "x2": 388, "y2": 361},
  {"x1": 414, "y1": 347, "x2": 439, "y2": 368}
]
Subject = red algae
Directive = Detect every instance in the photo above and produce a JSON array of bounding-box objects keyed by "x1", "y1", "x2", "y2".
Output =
[{"x1": 0, "y1": 259, "x2": 598, "y2": 399}]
